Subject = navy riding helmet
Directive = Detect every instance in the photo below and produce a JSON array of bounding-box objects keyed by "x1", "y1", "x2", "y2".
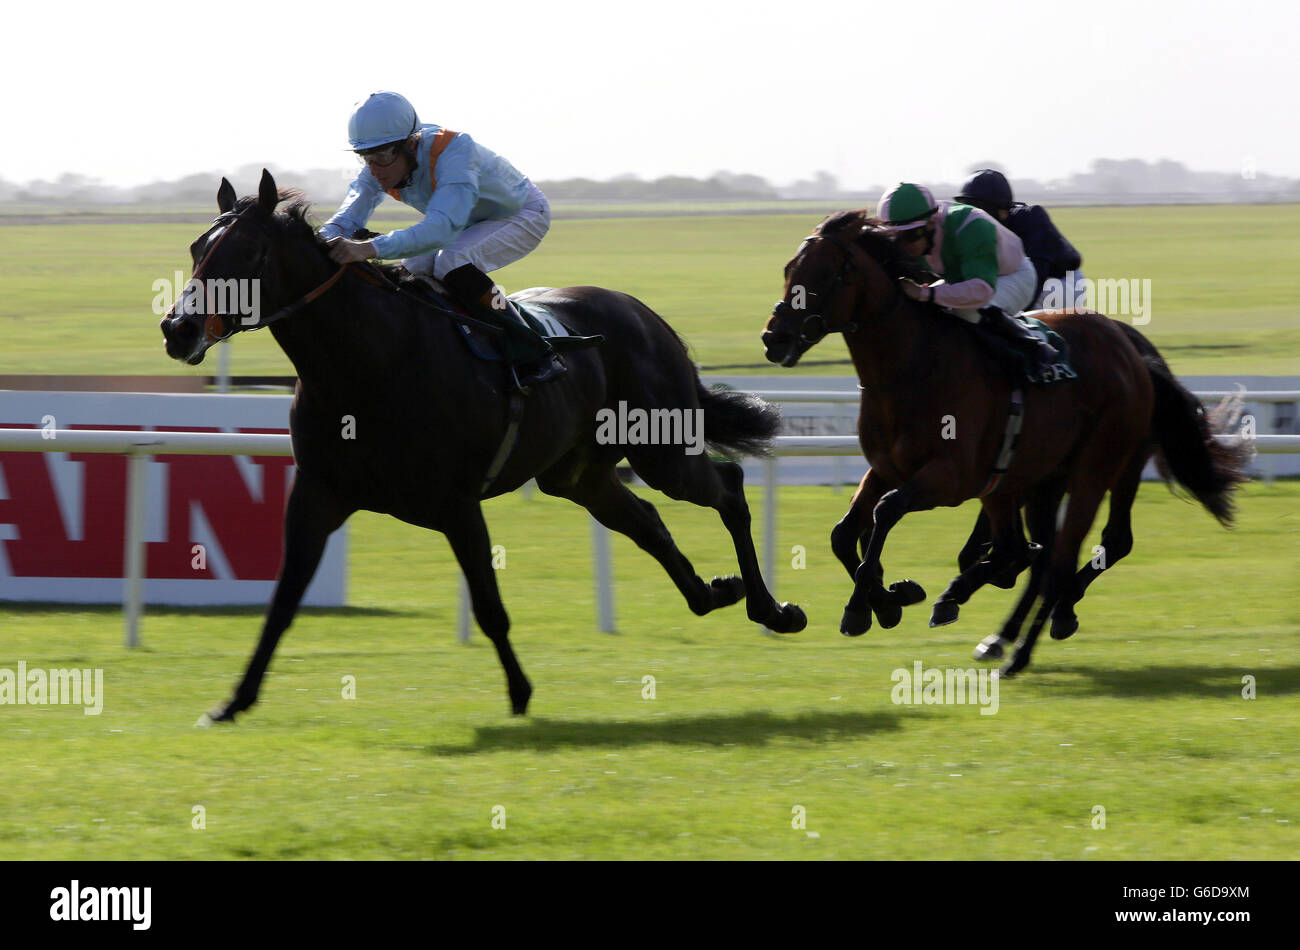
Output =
[{"x1": 956, "y1": 169, "x2": 1016, "y2": 212}]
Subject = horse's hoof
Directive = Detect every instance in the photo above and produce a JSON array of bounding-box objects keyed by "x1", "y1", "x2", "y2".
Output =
[
  {"x1": 1050, "y1": 613, "x2": 1079, "y2": 640},
  {"x1": 872, "y1": 601, "x2": 903, "y2": 629},
  {"x1": 889, "y1": 579, "x2": 927, "y2": 606},
  {"x1": 202, "y1": 700, "x2": 240, "y2": 724},
  {"x1": 999, "y1": 653, "x2": 1028, "y2": 678},
  {"x1": 930, "y1": 600, "x2": 960, "y2": 628},
  {"x1": 510, "y1": 682, "x2": 533, "y2": 716},
  {"x1": 770, "y1": 602, "x2": 807, "y2": 634},
  {"x1": 840, "y1": 607, "x2": 872, "y2": 637},
  {"x1": 972, "y1": 635, "x2": 1005, "y2": 661},
  {"x1": 709, "y1": 575, "x2": 746, "y2": 610}
]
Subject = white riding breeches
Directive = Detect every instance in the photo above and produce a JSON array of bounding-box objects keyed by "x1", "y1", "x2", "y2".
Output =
[
  {"x1": 403, "y1": 182, "x2": 551, "y2": 280},
  {"x1": 1033, "y1": 269, "x2": 1089, "y2": 310}
]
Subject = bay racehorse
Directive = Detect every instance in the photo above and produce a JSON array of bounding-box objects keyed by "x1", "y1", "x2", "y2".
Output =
[
  {"x1": 761, "y1": 210, "x2": 1248, "y2": 675},
  {"x1": 162, "y1": 170, "x2": 805, "y2": 721}
]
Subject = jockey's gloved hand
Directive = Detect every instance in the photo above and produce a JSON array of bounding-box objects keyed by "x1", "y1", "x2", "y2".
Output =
[
  {"x1": 324, "y1": 237, "x2": 377, "y2": 265},
  {"x1": 898, "y1": 278, "x2": 935, "y2": 304}
]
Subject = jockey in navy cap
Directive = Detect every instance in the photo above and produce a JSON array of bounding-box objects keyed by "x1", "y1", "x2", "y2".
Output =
[{"x1": 955, "y1": 169, "x2": 1085, "y2": 309}]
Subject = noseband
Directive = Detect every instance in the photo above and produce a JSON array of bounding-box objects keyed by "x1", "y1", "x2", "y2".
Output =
[
  {"x1": 772, "y1": 229, "x2": 881, "y2": 344},
  {"x1": 171, "y1": 206, "x2": 349, "y2": 347}
]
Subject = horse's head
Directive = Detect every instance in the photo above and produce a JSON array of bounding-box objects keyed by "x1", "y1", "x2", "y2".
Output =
[
  {"x1": 761, "y1": 210, "x2": 901, "y2": 368},
  {"x1": 160, "y1": 169, "x2": 292, "y2": 365}
]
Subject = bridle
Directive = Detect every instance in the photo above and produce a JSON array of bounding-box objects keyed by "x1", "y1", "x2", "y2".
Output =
[
  {"x1": 173, "y1": 205, "x2": 350, "y2": 348},
  {"x1": 771, "y1": 227, "x2": 894, "y2": 345}
]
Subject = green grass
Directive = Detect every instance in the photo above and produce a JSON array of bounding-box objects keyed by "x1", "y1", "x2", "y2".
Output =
[
  {"x1": 1, "y1": 204, "x2": 1297, "y2": 376},
  {"x1": 1, "y1": 481, "x2": 1297, "y2": 859}
]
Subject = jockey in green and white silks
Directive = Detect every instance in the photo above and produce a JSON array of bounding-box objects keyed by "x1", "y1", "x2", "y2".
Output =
[
  {"x1": 878, "y1": 182, "x2": 1062, "y2": 380},
  {"x1": 878, "y1": 182, "x2": 1037, "y2": 323}
]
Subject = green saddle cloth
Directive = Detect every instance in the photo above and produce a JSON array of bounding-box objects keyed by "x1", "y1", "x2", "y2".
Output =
[
  {"x1": 1018, "y1": 314, "x2": 1076, "y2": 384},
  {"x1": 512, "y1": 299, "x2": 570, "y2": 340}
]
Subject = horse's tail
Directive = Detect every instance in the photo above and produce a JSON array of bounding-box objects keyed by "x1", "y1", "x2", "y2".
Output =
[
  {"x1": 695, "y1": 383, "x2": 782, "y2": 458},
  {"x1": 634, "y1": 299, "x2": 782, "y2": 458},
  {"x1": 1121, "y1": 324, "x2": 1251, "y2": 526}
]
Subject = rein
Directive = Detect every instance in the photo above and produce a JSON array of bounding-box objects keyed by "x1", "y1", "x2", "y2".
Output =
[
  {"x1": 775, "y1": 227, "x2": 937, "y2": 389},
  {"x1": 770, "y1": 230, "x2": 871, "y2": 345},
  {"x1": 186, "y1": 207, "x2": 520, "y2": 347},
  {"x1": 184, "y1": 207, "x2": 414, "y2": 346}
]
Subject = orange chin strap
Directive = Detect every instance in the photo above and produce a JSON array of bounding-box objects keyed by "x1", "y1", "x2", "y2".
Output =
[{"x1": 385, "y1": 128, "x2": 458, "y2": 200}]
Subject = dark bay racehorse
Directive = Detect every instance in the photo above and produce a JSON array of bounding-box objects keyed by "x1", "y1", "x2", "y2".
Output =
[
  {"x1": 162, "y1": 170, "x2": 805, "y2": 720},
  {"x1": 762, "y1": 210, "x2": 1248, "y2": 675}
]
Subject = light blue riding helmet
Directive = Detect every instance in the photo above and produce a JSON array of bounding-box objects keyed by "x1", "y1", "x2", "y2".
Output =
[{"x1": 347, "y1": 91, "x2": 420, "y2": 150}]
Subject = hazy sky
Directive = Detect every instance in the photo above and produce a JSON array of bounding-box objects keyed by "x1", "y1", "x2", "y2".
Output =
[{"x1": 4, "y1": 0, "x2": 1296, "y2": 193}]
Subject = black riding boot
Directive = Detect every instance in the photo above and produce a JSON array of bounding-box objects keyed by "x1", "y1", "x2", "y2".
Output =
[
  {"x1": 443, "y1": 263, "x2": 566, "y2": 392},
  {"x1": 978, "y1": 306, "x2": 1061, "y2": 381}
]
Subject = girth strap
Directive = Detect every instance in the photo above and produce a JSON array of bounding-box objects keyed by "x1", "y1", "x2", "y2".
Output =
[
  {"x1": 479, "y1": 390, "x2": 526, "y2": 497},
  {"x1": 978, "y1": 387, "x2": 1025, "y2": 498}
]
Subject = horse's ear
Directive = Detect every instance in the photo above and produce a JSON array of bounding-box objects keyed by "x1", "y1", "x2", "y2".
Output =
[
  {"x1": 258, "y1": 168, "x2": 278, "y2": 212},
  {"x1": 217, "y1": 178, "x2": 236, "y2": 214}
]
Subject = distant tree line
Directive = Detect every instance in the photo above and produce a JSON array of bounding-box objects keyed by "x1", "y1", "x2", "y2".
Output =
[{"x1": 1, "y1": 160, "x2": 1297, "y2": 205}]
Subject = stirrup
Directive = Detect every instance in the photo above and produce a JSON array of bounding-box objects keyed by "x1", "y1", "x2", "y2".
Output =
[{"x1": 510, "y1": 352, "x2": 567, "y2": 394}]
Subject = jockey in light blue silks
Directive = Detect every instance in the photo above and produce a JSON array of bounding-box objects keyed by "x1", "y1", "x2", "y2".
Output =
[
  {"x1": 319, "y1": 91, "x2": 570, "y2": 388},
  {"x1": 878, "y1": 181, "x2": 1061, "y2": 380}
]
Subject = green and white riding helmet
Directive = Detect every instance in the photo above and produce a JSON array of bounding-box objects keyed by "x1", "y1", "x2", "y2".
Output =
[{"x1": 877, "y1": 182, "x2": 938, "y2": 231}]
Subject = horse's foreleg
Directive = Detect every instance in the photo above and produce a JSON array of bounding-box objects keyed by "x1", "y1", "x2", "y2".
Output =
[
  {"x1": 445, "y1": 502, "x2": 532, "y2": 715},
  {"x1": 840, "y1": 469, "x2": 941, "y2": 637},
  {"x1": 831, "y1": 469, "x2": 881, "y2": 580},
  {"x1": 206, "y1": 475, "x2": 349, "y2": 723}
]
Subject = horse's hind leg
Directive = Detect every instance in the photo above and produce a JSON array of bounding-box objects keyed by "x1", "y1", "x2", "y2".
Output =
[
  {"x1": 540, "y1": 464, "x2": 746, "y2": 618},
  {"x1": 974, "y1": 482, "x2": 1063, "y2": 661},
  {"x1": 617, "y1": 448, "x2": 806, "y2": 633},
  {"x1": 207, "y1": 474, "x2": 351, "y2": 722},
  {"x1": 1071, "y1": 448, "x2": 1147, "y2": 602},
  {"x1": 444, "y1": 502, "x2": 532, "y2": 715},
  {"x1": 1002, "y1": 480, "x2": 1109, "y2": 677},
  {"x1": 929, "y1": 494, "x2": 1025, "y2": 628},
  {"x1": 957, "y1": 509, "x2": 993, "y2": 575}
]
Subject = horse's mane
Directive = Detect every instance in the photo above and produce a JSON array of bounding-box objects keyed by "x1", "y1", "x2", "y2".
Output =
[
  {"x1": 234, "y1": 191, "x2": 410, "y2": 283},
  {"x1": 816, "y1": 209, "x2": 930, "y2": 281}
]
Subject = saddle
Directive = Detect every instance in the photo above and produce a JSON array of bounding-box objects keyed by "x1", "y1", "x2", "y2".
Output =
[
  {"x1": 969, "y1": 310, "x2": 1077, "y2": 385},
  {"x1": 396, "y1": 273, "x2": 600, "y2": 362},
  {"x1": 1013, "y1": 313, "x2": 1076, "y2": 384}
]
